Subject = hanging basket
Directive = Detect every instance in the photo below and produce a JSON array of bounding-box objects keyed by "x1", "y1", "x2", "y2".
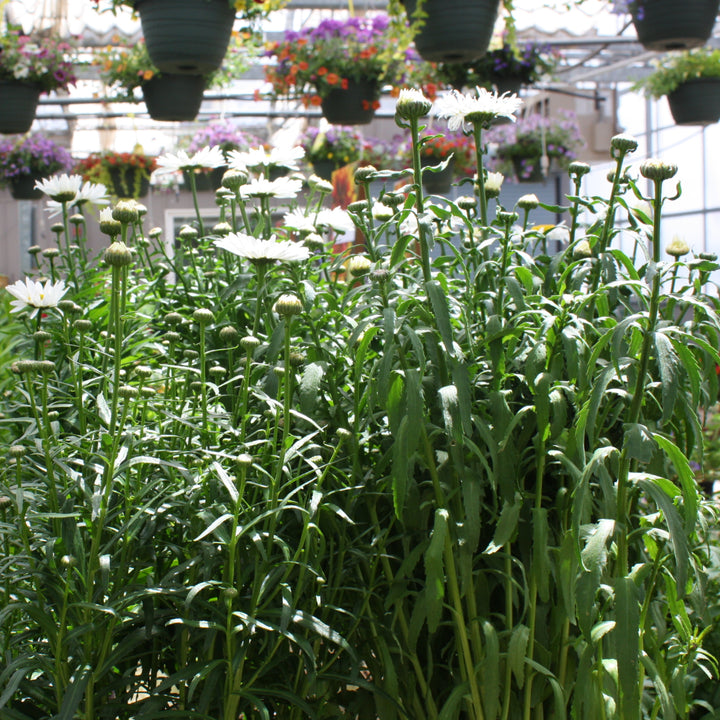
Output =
[
  {"x1": 321, "y1": 79, "x2": 378, "y2": 125},
  {"x1": 142, "y1": 74, "x2": 206, "y2": 121},
  {"x1": 632, "y1": 0, "x2": 720, "y2": 51},
  {"x1": 133, "y1": 0, "x2": 236, "y2": 74},
  {"x1": 108, "y1": 167, "x2": 150, "y2": 199},
  {"x1": 421, "y1": 157, "x2": 455, "y2": 194},
  {"x1": 311, "y1": 160, "x2": 339, "y2": 182},
  {"x1": 402, "y1": 0, "x2": 501, "y2": 63},
  {"x1": 492, "y1": 77, "x2": 524, "y2": 96},
  {"x1": 512, "y1": 157, "x2": 547, "y2": 184},
  {"x1": 9, "y1": 173, "x2": 46, "y2": 200},
  {"x1": 666, "y1": 78, "x2": 720, "y2": 125},
  {"x1": 0, "y1": 82, "x2": 41, "y2": 134}
]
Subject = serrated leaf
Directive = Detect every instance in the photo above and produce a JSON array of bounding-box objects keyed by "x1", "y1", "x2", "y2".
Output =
[{"x1": 425, "y1": 508, "x2": 448, "y2": 633}]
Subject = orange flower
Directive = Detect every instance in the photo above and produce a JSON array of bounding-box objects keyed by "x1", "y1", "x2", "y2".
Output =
[
  {"x1": 317, "y1": 66, "x2": 328, "y2": 76},
  {"x1": 326, "y1": 73, "x2": 340, "y2": 85},
  {"x1": 310, "y1": 94, "x2": 323, "y2": 106},
  {"x1": 341, "y1": 78, "x2": 349, "y2": 89},
  {"x1": 298, "y1": 60, "x2": 309, "y2": 71}
]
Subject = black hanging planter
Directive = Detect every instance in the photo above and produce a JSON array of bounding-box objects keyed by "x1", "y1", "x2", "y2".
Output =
[
  {"x1": 9, "y1": 173, "x2": 46, "y2": 200},
  {"x1": 133, "y1": 0, "x2": 236, "y2": 74},
  {"x1": 402, "y1": 0, "x2": 501, "y2": 63},
  {"x1": 0, "y1": 82, "x2": 41, "y2": 134},
  {"x1": 142, "y1": 73, "x2": 206, "y2": 121},
  {"x1": 311, "y1": 160, "x2": 338, "y2": 182},
  {"x1": 632, "y1": 0, "x2": 720, "y2": 51},
  {"x1": 321, "y1": 79, "x2": 378, "y2": 125},
  {"x1": 666, "y1": 78, "x2": 720, "y2": 125}
]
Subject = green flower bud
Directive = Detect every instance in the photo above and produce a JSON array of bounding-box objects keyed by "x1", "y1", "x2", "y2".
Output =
[
  {"x1": 240, "y1": 335, "x2": 260, "y2": 351},
  {"x1": 666, "y1": 237, "x2": 690, "y2": 258},
  {"x1": 73, "y1": 319, "x2": 92, "y2": 332},
  {"x1": 148, "y1": 226, "x2": 163, "y2": 239},
  {"x1": 568, "y1": 161, "x2": 591, "y2": 177},
  {"x1": 165, "y1": 331, "x2": 182, "y2": 343},
  {"x1": 221, "y1": 168, "x2": 248, "y2": 191},
  {"x1": 69, "y1": 213, "x2": 85, "y2": 226},
  {"x1": 308, "y1": 175, "x2": 333, "y2": 193},
  {"x1": 104, "y1": 241, "x2": 134, "y2": 267},
  {"x1": 112, "y1": 200, "x2": 139, "y2": 224},
  {"x1": 354, "y1": 165, "x2": 377, "y2": 184},
  {"x1": 640, "y1": 159, "x2": 678, "y2": 182},
  {"x1": 516, "y1": 193, "x2": 539, "y2": 210},
  {"x1": 573, "y1": 239, "x2": 593, "y2": 259},
  {"x1": 213, "y1": 221, "x2": 232, "y2": 236},
  {"x1": 237, "y1": 453, "x2": 253, "y2": 467},
  {"x1": 165, "y1": 312, "x2": 183, "y2": 325},
  {"x1": 50, "y1": 223, "x2": 64, "y2": 234},
  {"x1": 209, "y1": 365, "x2": 226, "y2": 378},
  {"x1": 193, "y1": 308, "x2": 215, "y2": 326},
  {"x1": 610, "y1": 134, "x2": 638, "y2": 154},
  {"x1": 274, "y1": 293, "x2": 303, "y2": 317},
  {"x1": 33, "y1": 330, "x2": 52, "y2": 343},
  {"x1": 395, "y1": 88, "x2": 433, "y2": 120},
  {"x1": 9, "y1": 445, "x2": 25, "y2": 458},
  {"x1": 219, "y1": 325, "x2": 240, "y2": 344},
  {"x1": 178, "y1": 225, "x2": 198, "y2": 242},
  {"x1": 456, "y1": 195, "x2": 477, "y2": 211},
  {"x1": 348, "y1": 255, "x2": 372, "y2": 277},
  {"x1": 43, "y1": 247, "x2": 60, "y2": 258},
  {"x1": 118, "y1": 384, "x2": 139, "y2": 399}
]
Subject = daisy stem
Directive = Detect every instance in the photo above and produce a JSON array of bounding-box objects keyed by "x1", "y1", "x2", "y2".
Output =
[
  {"x1": 187, "y1": 171, "x2": 206, "y2": 236},
  {"x1": 409, "y1": 116, "x2": 432, "y2": 284},
  {"x1": 472, "y1": 123, "x2": 489, "y2": 228}
]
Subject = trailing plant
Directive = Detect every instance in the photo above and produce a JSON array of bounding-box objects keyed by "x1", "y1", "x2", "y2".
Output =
[
  {"x1": 633, "y1": 47, "x2": 720, "y2": 98},
  {"x1": 75, "y1": 148, "x2": 157, "y2": 197}
]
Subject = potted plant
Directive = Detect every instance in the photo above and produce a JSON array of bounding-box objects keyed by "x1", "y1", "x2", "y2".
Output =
[
  {"x1": 301, "y1": 125, "x2": 363, "y2": 181},
  {"x1": 438, "y1": 40, "x2": 558, "y2": 94},
  {"x1": 487, "y1": 111, "x2": 585, "y2": 182},
  {"x1": 263, "y1": 13, "x2": 401, "y2": 124},
  {"x1": 97, "y1": 31, "x2": 263, "y2": 122},
  {"x1": 93, "y1": 0, "x2": 285, "y2": 75},
  {"x1": 183, "y1": 120, "x2": 260, "y2": 190},
  {"x1": 612, "y1": 0, "x2": 720, "y2": 51},
  {"x1": 0, "y1": 24, "x2": 77, "y2": 133},
  {"x1": 0, "y1": 134, "x2": 74, "y2": 200},
  {"x1": 76, "y1": 148, "x2": 157, "y2": 198},
  {"x1": 360, "y1": 133, "x2": 411, "y2": 171},
  {"x1": 633, "y1": 47, "x2": 720, "y2": 125},
  {"x1": 417, "y1": 128, "x2": 475, "y2": 193}
]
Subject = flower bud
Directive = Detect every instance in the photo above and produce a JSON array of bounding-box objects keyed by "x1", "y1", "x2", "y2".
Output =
[
  {"x1": 484, "y1": 171, "x2": 504, "y2": 199},
  {"x1": 610, "y1": 134, "x2": 638, "y2": 154},
  {"x1": 303, "y1": 233, "x2": 325, "y2": 250},
  {"x1": 183, "y1": 349, "x2": 200, "y2": 360},
  {"x1": 165, "y1": 311, "x2": 183, "y2": 325},
  {"x1": 219, "y1": 325, "x2": 240, "y2": 344},
  {"x1": 9, "y1": 445, "x2": 26, "y2": 458},
  {"x1": 289, "y1": 351, "x2": 305, "y2": 367},
  {"x1": 237, "y1": 453, "x2": 253, "y2": 467},
  {"x1": 33, "y1": 330, "x2": 52, "y2": 343},
  {"x1": 118, "y1": 384, "x2": 139, "y2": 399},
  {"x1": 209, "y1": 365, "x2": 226, "y2": 378},
  {"x1": 193, "y1": 308, "x2": 215, "y2": 326},
  {"x1": 112, "y1": 200, "x2": 139, "y2": 224},
  {"x1": 572, "y1": 239, "x2": 593, "y2": 259},
  {"x1": 73, "y1": 319, "x2": 92, "y2": 332},
  {"x1": 213, "y1": 221, "x2": 232, "y2": 236},
  {"x1": 348, "y1": 255, "x2": 372, "y2": 277},
  {"x1": 51, "y1": 223, "x2": 64, "y2": 234},
  {"x1": 640, "y1": 159, "x2": 678, "y2": 182},
  {"x1": 104, "y1": 241, "x2": 134, "y2": 267},
  {"x1": 456, "y1": 195, "x2": 477, "y2": 211},
  {"x1": 372, "y1": 201, "x2": 394, "y2": 222},
  {"x1": 240, "y1": 335, "x2": 260, "y2": 351},
  {"x1": 666, "y1": 237, "x2": 690, "y2": 258},
  {"x1": 308, "y1": 175, "x2": 333, "y2": 193},
  {"x1": 347, "y1": 200, "x2": 367, "y2": 214},
  {"x1": 274, "y1": 293, "x2": 303, "y2": 317},
  {"x1": 354, "y1": 165, "x2": 377, "y2": 184},
  {"x1": 222, "y1": 168, "x2": 249, "y2": 191},
  {"x1": 395, "y1": 88, "x2": 433, "y2": 120},
  {"x1": 149, "y1": 226, "x2": 163, "y2": 239},
  {"x1": 178, "y1": 224, "x2": 198, "y2": 242},
  {"x1": 516, "y1": 193, "x2": 539, "y2": 210},
  {"x1": 568, "y1": 161, "x2": 591, "y2": 177},
  {"x1": 43, "y1": 247, "x2": 60, "y2": 258},
  {"x1": 165, "y1": 331, "x2": 182, "y2": 343},
  {"x1": 99, "y1": 208, "x2": 122, "y2": 236},
  {"x1": 69, "y1": 213, "x2": 85, "y2": 226}
]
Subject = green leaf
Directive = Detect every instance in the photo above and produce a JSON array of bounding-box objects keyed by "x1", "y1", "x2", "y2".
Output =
[
  {"x1": 508, "y1": 624, "x2": 530, "y2": 688},
  {"x1": 581, "y1": 518, "x2": 615, "y2": 575},
  {"x1": 299, "y1": 361, "x2": 324, "y2": 415},
  {"x1": 623, "y1": 423, "x2": 656, "y2": 463},
  {"x1": 640, "y1": 652, "x2": 676, "y2": 720},
  {"x1": 614, "y1": 576, "x2": 640, "y2": 720},
  {"x1": 654, "y1": 330, "x2": 679, "y2": 425},
  {"x1": 213, "y1": 461, "x2": 238, "y2": 504},
  {"x1": 426, "y1": 279, "x2": 455, "y2": 356},
  {"x1": 425, "y1": 508, "x2": 448, "y2": 633},
  {"x1": 481, "y1": 621, "x2": 500, "y2": 720},
  {"x1": 533, "y1": 507, "x2": 550, "y2": 602},
  {"x1": 58, "y1": 664, "x2": 92, "y2": 720},
  {"x1": 652, "y1": 432, "x2": 698, "y2": 532},
  {"x1": 484, "y1": 493, "x2": 522, "y2": 554}
]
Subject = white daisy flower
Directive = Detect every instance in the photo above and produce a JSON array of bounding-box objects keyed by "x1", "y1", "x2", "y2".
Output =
[
  {"x1": 6, "y1": 278, "x2": 68, "y2": 317},
  {"x1": 46, "y1": 180, "x2": 110, "y2": 217},
  {"x1": 35, "y1": 174, "x2": 84, "y2": 203},
  {"x1": 434, "y1": 87, "x2": 522, "y2": 131},
  {"x1": 240, "y1": 175, "x2": 303, "y2": 199},
  {"x1": 155, "y1": 146, "x2": 226, "y2": 174},
  {"x1": 228, "y1": 144, "x2": 305, "y2": 171},
  {"x1": 315, "y1": 207, "x2": 355, "y2": 236},
  {"x1": 283, "y1": 209, "x2": 317, "y2": 233},
  {"x1": 214, "y1": 232, "x2": 310, "y2": 263},
  {"x1": 372, "y1": 201, "x2": 394, "y2": 222}
]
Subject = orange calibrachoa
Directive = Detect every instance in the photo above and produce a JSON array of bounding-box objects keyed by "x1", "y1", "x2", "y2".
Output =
[{"x1": 262, "y1": 14, "x2": 404, "y2": 106}]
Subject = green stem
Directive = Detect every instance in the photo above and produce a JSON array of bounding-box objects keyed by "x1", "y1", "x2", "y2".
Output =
[{"x1": 409, "y1": 116, "x2": 432, "y2": 283}]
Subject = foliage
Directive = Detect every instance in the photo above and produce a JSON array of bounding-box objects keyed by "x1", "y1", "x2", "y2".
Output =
[
  {"x1": 1, "y1": 90, "x2": 719, "y2": 720},
  {"x1": 487, "y1": 110, "x2": 585, "y2": 180},
  {"x1": 75, "y1": 149, "x2": 157, "y2": 196},
  {"x1": 633, "y1": 47, "x2": 720, "y2": 98},
  {"x1": 0, "y1": 24, "x2": 76, "y2": 93},
  {"x1": 263, "y1": 13, "x2": 402, "y2": 106},
  {"x1": 438, "y1": 40, "x2": 558, "y2": 90},
  {"x1": 0, "y1": 134, "x2": 73, "y2": 182},
  {"x1": 301, "y1": 124, "x2": 362, "y2": 166}
]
